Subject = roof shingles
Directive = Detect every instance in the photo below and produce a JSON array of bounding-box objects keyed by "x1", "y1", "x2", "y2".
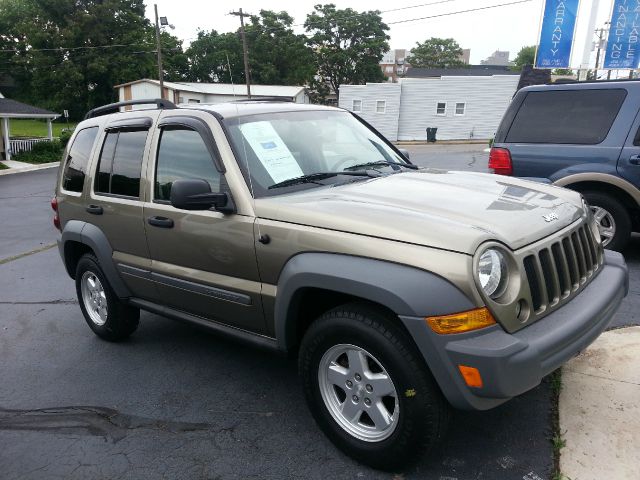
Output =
[{"x1": 0, "y1": 98, "x2": 58, "y2": 117}]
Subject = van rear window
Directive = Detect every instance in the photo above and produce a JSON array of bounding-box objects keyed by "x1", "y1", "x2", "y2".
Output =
[
  {"x1": 62, "y1": 127, "x2": 98, "y2": 192},
  {"x1": 505, "y1": 89, "x2": 627, "y2": 145}
]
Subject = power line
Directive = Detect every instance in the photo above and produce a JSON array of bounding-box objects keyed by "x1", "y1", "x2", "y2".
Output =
[
  {"x1": 386, "y1": 0, "x2": 533, "y2": 24},
  {"x1": 380, "y1": 0, "x2": 459, "y2": 14},
  {"x1": 0, "y1": 42, "x2": 155, "y2": 53}
]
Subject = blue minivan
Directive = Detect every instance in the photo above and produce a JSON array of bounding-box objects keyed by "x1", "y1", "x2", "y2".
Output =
[{"x1": 490, "y1": 80, "x2": 640, "y2": 251}]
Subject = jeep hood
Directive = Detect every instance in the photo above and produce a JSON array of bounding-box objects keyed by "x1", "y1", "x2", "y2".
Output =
[{"x1": 253, "y1": 170, "x2": 585, "y2": 254}]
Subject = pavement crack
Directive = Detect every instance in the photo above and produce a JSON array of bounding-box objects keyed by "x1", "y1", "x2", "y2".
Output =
[
  {"x1": 0, "y1": 299, "x2": 78, "y2": 305},
  {"x1": 0, "y1": 406, "x2": 212, "y2": 442},
  {"x1": 0, "y1": 243, "x2": 57, "y2": 265},
  {"x1": 564, "y1": 368, "x2": 640, "y2": 386}
]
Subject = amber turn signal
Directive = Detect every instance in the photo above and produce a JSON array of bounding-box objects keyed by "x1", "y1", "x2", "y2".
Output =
[
  {"x1": 458, "y1": 365, "x2": 483, "y2": 388},
  {"x1": 426, "y1": 307, "x2": 496, "y2": 335}
]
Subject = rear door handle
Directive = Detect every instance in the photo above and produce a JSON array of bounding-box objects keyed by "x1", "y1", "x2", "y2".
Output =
[
  {"x1": 85, "y1": 204, "x2": 103, "y2": 215},
  {"x1": 630, "y1": 155, "x2": 640, "y2": 165},
  {"x1": 147, "y1": 216, "x2": 174, "y2": 228}
]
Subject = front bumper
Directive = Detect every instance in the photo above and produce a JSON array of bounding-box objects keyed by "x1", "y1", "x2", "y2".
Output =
[{"x1": 400, "y1": 250, "x2": 628, "y2": 410}]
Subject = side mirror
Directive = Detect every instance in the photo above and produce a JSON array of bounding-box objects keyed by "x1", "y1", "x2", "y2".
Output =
[
  {"x1": 398, "y1": 148, "x2": 410, "y2": 160},
  {"x1": 170, "y1": 179, "x2": 235, "y2": 213}
]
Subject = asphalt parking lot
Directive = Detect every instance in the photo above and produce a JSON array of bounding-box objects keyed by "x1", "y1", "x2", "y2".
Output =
[{"x1": 1, "y1": 150, "x2": 638, "y2": 479}]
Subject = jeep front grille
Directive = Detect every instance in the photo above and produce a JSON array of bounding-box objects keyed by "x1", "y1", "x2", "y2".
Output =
[{"x1": 522, "y1": 222, "x2": 603, "y2": 314}]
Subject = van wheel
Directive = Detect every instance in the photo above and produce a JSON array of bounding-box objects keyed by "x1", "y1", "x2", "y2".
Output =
[
  {"x1": 299, "y1": 303, "x2": 449, "y2": 470},
  {"x1": 75, "y1": 254, "x2": 139, "y2": 341},
  {"x1": 583, "y1": 191, "x2": 631, "y2": 252}
]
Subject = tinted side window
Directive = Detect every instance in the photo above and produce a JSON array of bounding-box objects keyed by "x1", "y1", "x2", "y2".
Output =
[
  {"x1": 94, "y1": 129, "x2": 148, "y2": 198},
  {"x1": 62, "y1": 127, "x2": 98, "y2": 192},
  {"x1": 155, "y1": 128, "x2": 221, "y2": 202},
  {"x1": 95, "y1": 132, "x2": 117, "y2": 194},
  {"x1": 506, "y1": 89, "x2": 627, "y2": 144}
]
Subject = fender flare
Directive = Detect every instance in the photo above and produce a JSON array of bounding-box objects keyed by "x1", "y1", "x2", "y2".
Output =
[
  {"x1": 274, "y1": 253, "x2": 475, "y2": 351},
  {"x1": 552, "y1": 172, "x2": 640, "y2": 206},
  {"x1": 60, "y1": 220, "x2": 131, "y2": 298}
]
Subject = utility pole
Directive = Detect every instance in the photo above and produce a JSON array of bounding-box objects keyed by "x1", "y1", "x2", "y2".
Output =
[
  {"x1": 154, "y1": 4, "x2": 164, "y2": 99},
  {"x1": 230, "y1": 8, "x2": 252, "y2": 98},
  {"x1": 594, "y1": 28, "x2": 605, "y2": 80}
]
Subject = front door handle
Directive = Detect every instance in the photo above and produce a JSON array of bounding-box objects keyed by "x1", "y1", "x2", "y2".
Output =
[
  {"x1": 630, "y1": 154, "x2": 640, "y2": 165},
  {"x1": 147, "y1": 216, "x2": 174, "y2": 228},
  {"x1": 86, "y1": 204, "x2": 103, "y2": 215}
]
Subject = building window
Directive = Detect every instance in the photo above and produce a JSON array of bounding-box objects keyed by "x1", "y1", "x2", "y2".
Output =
[
  {"x1": 188, "y1": 99, "x2": 200, "y2": 104},
  {"x1": 455, "y1": 102, "x2": 466, "y2": 115},
  {"x1": 436, "y1": 102, "x2": 446, "y2": 115},
  {"x1": 376, "y1": 100, "x2": 386, "y2": 113},
  {"x1": 385, "y1": 66, "x2": 393, "y2": 73},
  {"x1": 352, "y1": 99, "x2": 362, "y2": 112}
]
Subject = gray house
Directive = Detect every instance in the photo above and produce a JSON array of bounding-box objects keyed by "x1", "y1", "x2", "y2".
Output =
[
  {"x1": 339, "y1": 70, "x2": 520, "y2": 141},
  {"x1": 0, "y1": 93, "x2": 59, "y2": 161}
]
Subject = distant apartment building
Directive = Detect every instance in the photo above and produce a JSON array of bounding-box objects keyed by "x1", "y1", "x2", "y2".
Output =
[
  {"x1": 379, "y1": 49, "x2": 409, "y2": 82},
  {"x1": 459, "y1": 48, "x2": 471, "y2": 65},
  {"x1": 481, "y1": 50, "x2": 511, "y2": 66}
]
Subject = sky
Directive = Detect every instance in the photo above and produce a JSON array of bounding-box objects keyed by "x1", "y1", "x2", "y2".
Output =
[{"x1": 143, "y1": 0, "x2": 613, "y2": 66}]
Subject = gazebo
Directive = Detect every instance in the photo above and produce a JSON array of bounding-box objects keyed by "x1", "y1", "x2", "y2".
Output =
[{"x1": 0, "y1": 93, "x2": 59, "y2": 161}]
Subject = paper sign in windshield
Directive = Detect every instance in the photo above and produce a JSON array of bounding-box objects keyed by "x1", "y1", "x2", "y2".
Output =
[{"x1": 239, "y1": 121, "x2": 303, "y2": 184}]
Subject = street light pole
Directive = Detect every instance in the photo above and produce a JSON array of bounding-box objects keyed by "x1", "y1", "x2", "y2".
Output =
[{"x1": 154, "y1": 4, "x2": 164, "y2": 99}]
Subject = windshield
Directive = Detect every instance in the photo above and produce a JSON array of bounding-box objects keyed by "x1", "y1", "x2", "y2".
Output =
[{"x1": 224, "y1": 110, "x2": 409, "y2": 197}]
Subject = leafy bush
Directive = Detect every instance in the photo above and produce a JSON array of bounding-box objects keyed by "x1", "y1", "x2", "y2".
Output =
[
  {"x1": 59, "y1": 129, "x2": 73, "y2": 147},
  {"x1": 13, "y1": 140, "x2": 64, "y2": 164}
]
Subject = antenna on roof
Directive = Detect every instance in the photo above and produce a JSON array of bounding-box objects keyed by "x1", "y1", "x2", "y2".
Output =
[{"x1": 227, "y1": 53, "x2": 263, "y2": 240}]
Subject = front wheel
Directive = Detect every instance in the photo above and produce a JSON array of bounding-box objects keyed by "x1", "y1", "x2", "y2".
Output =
[
  {"x1": 299, "y1": 303, "x2": 449, "y2": 470},
  {"x1": 75, "y1": 253, "x2": 139, "y2": 341}
]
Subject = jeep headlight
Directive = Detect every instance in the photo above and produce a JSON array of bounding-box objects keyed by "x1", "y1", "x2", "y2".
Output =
[{"x1": 478, "y1": 248, "x2": 508, "y2": 298}]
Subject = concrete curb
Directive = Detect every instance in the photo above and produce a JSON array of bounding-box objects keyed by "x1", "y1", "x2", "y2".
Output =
[
  {"x1": 0, "y1": 162, "x2": 59, "y2": 176},
  {"x1": 559, "y1": 326, "x2": 640, "y2": 480}
]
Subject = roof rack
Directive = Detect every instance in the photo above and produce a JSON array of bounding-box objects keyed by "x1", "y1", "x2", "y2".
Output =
[
  {"x1": 84, "y1": 98, "x2": 177, "y2": 120},
  {"x1": 547, "y1": 77, "x2": 640, "y2": 85},
  {"x1": 230, "y1": 97, "x2": 294, "y2": 103}
]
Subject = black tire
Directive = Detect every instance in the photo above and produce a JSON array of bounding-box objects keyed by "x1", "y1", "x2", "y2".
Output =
[
  {"x1": 75, "y1": 253, "x2": 139, "y2": 341},
  {"x1": 299, "y1": 302, "x2": 449, "y2": 470},
  {"x1": 582, "y1": 191, "x2": 631, "y2": 252}
]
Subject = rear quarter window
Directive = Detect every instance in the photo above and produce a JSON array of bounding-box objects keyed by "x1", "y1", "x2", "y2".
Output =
[
  {"x1": 505, "y1": 89, "x2": 627, "y2": 145},
  {"x1": 61, "y1": 127, "x2": 98, "y2": 192}
]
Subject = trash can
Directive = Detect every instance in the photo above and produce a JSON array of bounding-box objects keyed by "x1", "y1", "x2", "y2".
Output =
[{"x1": 426, "y1": 127, "x2": 438, "y2": 143}]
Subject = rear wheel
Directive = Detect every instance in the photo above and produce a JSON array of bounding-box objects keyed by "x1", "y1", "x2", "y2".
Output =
[
  {"x1": 299, "y1": 303, "x2": 449, "y2": 470},
  {"x1": 75, "y1": 254, "x2": 139, "y2": 341},
  {"x1": 583, "y1": 191, "x2": 631, "y2": 252}
]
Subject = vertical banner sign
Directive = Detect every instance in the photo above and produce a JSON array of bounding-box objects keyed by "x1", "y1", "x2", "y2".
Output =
[
  {"x1": 535, "y1": 0, "x2": 580, "y2": 68},
  {"x1": 603, "y1": 0, "x2": 640, "y2": 69}
]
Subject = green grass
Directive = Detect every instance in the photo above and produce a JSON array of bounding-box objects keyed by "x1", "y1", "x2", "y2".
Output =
[
  {"x1": 0, "y1": 162, "x2": 8, "y2": 170},
  {"x1": 6, "y1": 119, "x2": 77, "y2": 138}
]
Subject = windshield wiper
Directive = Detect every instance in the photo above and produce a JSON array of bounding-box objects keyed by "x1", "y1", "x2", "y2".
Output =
[
  {"x1": 344, "y1": 160, "x2": 418, "y2": 171},
  {"x1": 268, "y1": 171, "x2": 376, "y2": 190}
]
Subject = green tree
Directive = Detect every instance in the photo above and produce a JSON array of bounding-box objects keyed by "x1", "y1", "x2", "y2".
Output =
[
  {"x1": 513, "y1": 45, "x2": 537, "y2": 69},
  {"x1": 305, "y1": 4, "x2": 389, "y2": 98},
  {"x1": 186, "y1": 30, "x2": 244, "y2": 83},
  {"x1": 405, "y1": 38, "x2": 465, "y2": 68},
  {"x1": 186, "y1": 11, "x2": 315, "y2": 87},
  {"x1": 246, "y1": 10, "x2": 316, "y2": 85},
  {"x1": 0, "y1": 0, "x2": 187, "y2": 119}
]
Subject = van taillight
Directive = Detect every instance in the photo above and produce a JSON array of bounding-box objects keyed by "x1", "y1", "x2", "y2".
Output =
[
  {"x1": 51, "y1": 196, "x2": 60, "y2": 230},
  {"x1": 488, "y1": 147, "x2": 513, "y2": 176}
]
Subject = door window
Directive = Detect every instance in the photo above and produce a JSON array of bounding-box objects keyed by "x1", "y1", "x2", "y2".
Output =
[
  {"x1": 154, "y1": 127, "x2": 221, "y2": 202},
  {"x1": 95, "y1": 129, "x2": 148, "y2": 198}
]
